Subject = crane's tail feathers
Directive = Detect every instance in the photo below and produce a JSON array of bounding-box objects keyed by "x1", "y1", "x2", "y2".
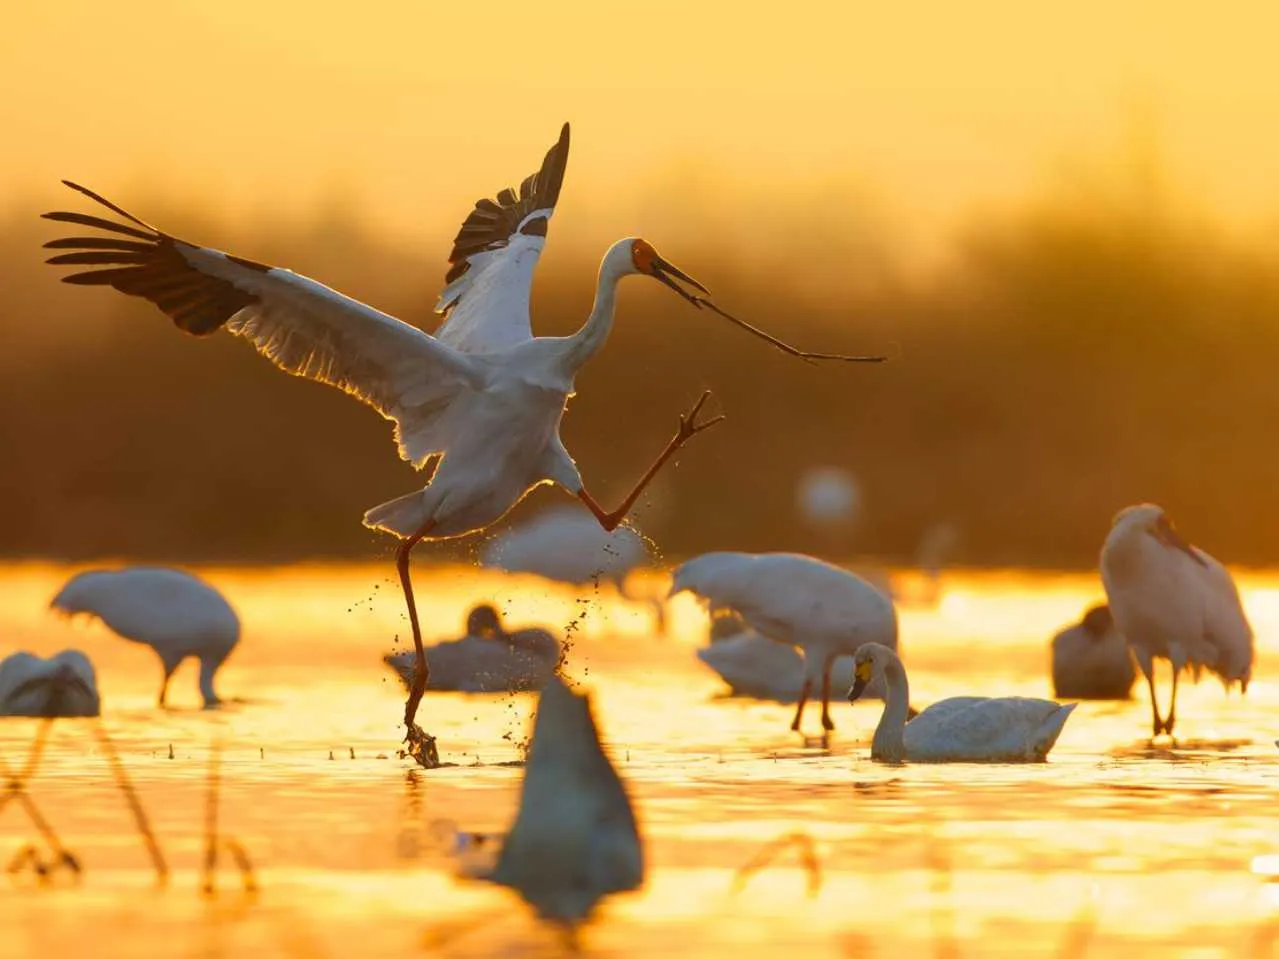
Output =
[{"x1": 363, "y1": 492, "x2": 428, "y2": 538}]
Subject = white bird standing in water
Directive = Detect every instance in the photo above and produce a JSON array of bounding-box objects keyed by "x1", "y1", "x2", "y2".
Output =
[
  {"x1": 49, "y1": 567, "x2": 239, "y2": 709},
  {"x1": 670, "y1": 551, "x2": 898, "y2": 743},
  {"x1": 1100, "y1": 504, "x2": 1253, "y2": 737},
  {"x1": 44, "y1": 123, "x2": 884, "y2": 765},
  {"x1": 0, "y1": 650, "x2": 101, "y2": 718}
]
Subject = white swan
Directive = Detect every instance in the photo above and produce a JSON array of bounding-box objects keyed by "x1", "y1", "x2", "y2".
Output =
[
  {"x1": 384, "y1": 604, "x2": 562, "y2": 694},
  {"x1": 0, "y1": 650, "x2": 101, "y2": 718},
  {"x1": 49, "y1": 567, "x2": 239, "y2": 708},
  {"x1": 1100, "y1": 503, "x2": 1253, "y2": 736},
  {"x1": 1050, "y1": 603, "x2": 1135, "y2": 700},
  {"x1": 848, "y1": 643, "x2": 1075, "y2": 762},
  {"x1": 670, "y1": 551, "x2": 897, "y2": 740}
]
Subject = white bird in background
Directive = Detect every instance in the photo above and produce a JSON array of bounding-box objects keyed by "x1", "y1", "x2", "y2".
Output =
[
  {"x1": 696, "y1": 629, "x2": 857, "y2": 704},
  {"x1": 1100, "y1": 503, "x2": 1253, "y2": 737},
  {"x1": 383, "y1": 603, "x2": 562, "y2": 694},
  {"x1": 0, "y1": 650, "x2": 101, "y2": 718},
  {"x1": 670, "y1": 551, "x2": 898, "y2": 743},
  {"x1": 49, "y1": 567, "x2": 239, "y2": 709},
  {"x1": 461, "y1": 675, "x2": 643, "y2": 935},
  {"x1": 482, "y1": 504, "x2": 667, "y2": 632},
  {"x1": 1050, "y1": 603, "x2": 1136, "y2": 701},
  {"x1": 848, "y1": 643, "x2": 1075, "y2": 762},
  {"x1": 796, "y1": 466, "x2": 861, "y2": 528},
  {"x1": 44, "y1": 123, "x2": 884, "y2": 764}
]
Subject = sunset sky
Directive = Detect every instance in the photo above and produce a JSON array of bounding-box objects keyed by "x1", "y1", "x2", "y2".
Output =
[{"x1": 5, "y1": 2, "x2": 1279, "y2": 261}]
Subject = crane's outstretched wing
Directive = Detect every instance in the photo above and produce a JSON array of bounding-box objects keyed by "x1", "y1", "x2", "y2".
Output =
[
  {"x1": 43, "y1": 182, "x2": 483, "y2": 468},
  {"x1": 432, "y1": 123, "x2": 570, "y2": 354}
]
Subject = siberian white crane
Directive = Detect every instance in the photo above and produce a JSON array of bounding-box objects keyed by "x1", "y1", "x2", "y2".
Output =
[
  {"x1": 1099, "y1": 504, "x2": 1253, "y2": 737},
  {"x1": 44, "y1": 123, "x2": 884, "y2": 765},
  {"x1": 670, "y1": 551, "x2": 899, "y2": 743},
  {"x1": 49, "y1": 567, "x2": 240, "y2": 709}
]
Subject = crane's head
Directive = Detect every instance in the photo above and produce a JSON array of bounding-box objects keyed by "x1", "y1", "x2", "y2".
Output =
[
  {"x1": 620, "y1": 238, "x2": 710, "y2": 303},
  {"x1": 1114, "y1": 504, "x2": 1207, "y2": 568},
  {"x1": 606, "y1": 237, "x2": 888, "y2": 363}
]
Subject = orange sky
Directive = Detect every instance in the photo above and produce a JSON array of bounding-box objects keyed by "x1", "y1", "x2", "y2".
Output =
[{"x1": 5, "y1": 2, "x2": 1279, "y2": 261}]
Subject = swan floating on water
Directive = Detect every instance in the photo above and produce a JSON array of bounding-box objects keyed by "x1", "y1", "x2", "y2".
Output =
[
  {"x1": 1099, "y1": 503, "x2": 1253, "y2": 737},
  {"x1": 384, "y1": 604, "x2": 562, "y2": 694},
  {"x1": 462, "y1": 675, "x2": 643, "y2": 931},
  {"x1": 49, "y1": 566, "x2": 239, "y2": 709},
  {"x1": 1050, "y1": 603, "x2": 1135, "y2": 700},
  {"x1": 0, "y1": 650, "x2": 101, "y2": 718},
  {"x1": 671, "y1": 551, "x2": 898, "y2": 741},
  {"x1": 848, "y1": 643, "x2": 1075, "y2": 762}
]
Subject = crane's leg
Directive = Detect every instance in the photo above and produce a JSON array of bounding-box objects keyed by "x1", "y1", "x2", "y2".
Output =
[
  {"x1": 790, "y1": 679, "x2": 811, "y2": 734},
  {"x1": 1144, "y1": 668, "x2": 1164, "y2": 739},
  {"x1": 578, "y1": 391, "x2": 724, "y2": 531},
  {"x1": 396, "y1": 520, "x2": 440, "y2": 769},
  {"x1": 1163, "y1": 667, "x2": 1179, "y2": 738},
  {"x1": 819, "y1": 658, "x2": 836, "y2": 733},
  {"x1": 158, "y1": 661, "x2": 179, "y2": 708}
]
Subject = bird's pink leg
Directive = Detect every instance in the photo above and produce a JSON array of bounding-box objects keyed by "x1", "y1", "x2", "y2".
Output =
[
  {"x1": 1144, "y1": 669, "x2": 1164, "y2": 739},
  {"x1": 578, "y1": 391, "x2": 723, "y2": 531},
  {"x1": 1163, "y1": 668, "x2": 1179, "y2": 737},
  {"x1": 396, "y1": 520, "x2": 439, "y2": 768},
  {"x1": 820, "y1": 659, "x2": 836, "y2": 732},
  {"x1": 790, "y1": 679, "x2": 812, "y2": 733}
]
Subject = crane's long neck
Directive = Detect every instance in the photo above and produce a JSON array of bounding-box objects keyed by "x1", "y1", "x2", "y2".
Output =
[
  {"x1": 870, "y1": 654, "x2": 911, "y2": 761},
  {"x1": 562, "y1": 258, "x2": 625, "y2": 373}
]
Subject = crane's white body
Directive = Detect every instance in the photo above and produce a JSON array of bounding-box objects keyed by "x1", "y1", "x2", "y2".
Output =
[
  {"x1": 670, "y1": 551, "x2": 898, "y2": 736},
  {"x1": 384, "y1": 609, "x2": 562, "y2": 694},
  {"x1": 851, "y1": 643, "x2": 1075, "y2": 763},
  {"x1": 0, "y1": 649, "x2": 100, "y2": 718},
  {"x1": 49, "y1": 567, "x2": 239, "y2": 708},
  {"x1": 1050, "y1": 604, "x2": 1135, "y2": 701},
  {"x1": 1099, "y1": 504, "x2": 1253, "y2": 734}
]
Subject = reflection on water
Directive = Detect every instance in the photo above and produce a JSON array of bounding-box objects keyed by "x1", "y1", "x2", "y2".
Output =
[{"x1": 1, "y1": 562, "x2": 1279, "y2": 955}]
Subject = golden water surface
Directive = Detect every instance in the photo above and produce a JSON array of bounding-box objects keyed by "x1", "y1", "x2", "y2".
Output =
[{"x1": 2, "y1": 562, "x2": 1279, "y2": 957}]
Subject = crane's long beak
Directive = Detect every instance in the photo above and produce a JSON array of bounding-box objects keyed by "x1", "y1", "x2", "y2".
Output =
[
  {"x1": 650, "y1": 254, "x2": 710, "y2": 301},
  {"x1": 1155, "y1": 516, "x2": 1208, "y2": 568},
  {"x1": 650, "y1": 256, "x2": 889, "y2": 364}
]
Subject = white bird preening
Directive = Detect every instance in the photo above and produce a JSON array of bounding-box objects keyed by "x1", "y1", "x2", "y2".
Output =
[
  {"x1": 49, "y1": 567, "x2": 240, "y2": 709},
  {"x1": 482, "y1": 504, "x2": 667, "y2": 632},
  {"x1": 1099, "y1": 503, "x2": 1253, "y2": 737},
  {"x1": 0, "y1": 650, "x2": 101, "y2": 718},
  {"x1": 848, "y1": 643, "x2": 1076, "y2": 762},
  {"x1": 464, "y1": 675, "x2": 643, "y2": 935},
  {"x1": 383, "y1": 603, "x2": 562, "y2": 694},
  {"x1": 44, "y1": 123, "x2": 885, "y2": 765},
  {"x1": 670, "y1": 551, "x2": 898, "y2": 743}
]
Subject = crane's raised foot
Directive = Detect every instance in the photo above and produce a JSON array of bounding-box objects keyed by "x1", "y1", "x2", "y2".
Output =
[
  {"x1": 674, "y1": 390, "x2": 725, "y2": 444},
  {"x1": 403, "y1": 724, "x2": 440, "y2": 769}
]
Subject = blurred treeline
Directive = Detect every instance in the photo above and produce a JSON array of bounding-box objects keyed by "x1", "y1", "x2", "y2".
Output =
[{"x1": 2, "y1": 174, "x2": 1279, "y2": 569}]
